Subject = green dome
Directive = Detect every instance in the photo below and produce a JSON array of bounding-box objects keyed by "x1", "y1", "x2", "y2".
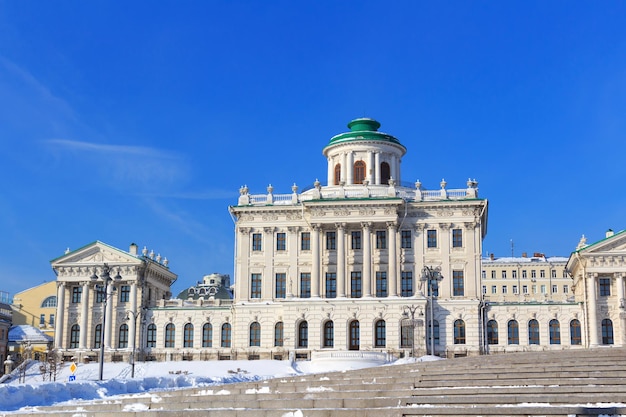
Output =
[{"x1": 323, "y1": 118, "x2": 406, "y2": 152}]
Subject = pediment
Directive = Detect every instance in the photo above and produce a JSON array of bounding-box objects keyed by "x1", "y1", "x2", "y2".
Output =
[
  {"x1": 579, "y1": 230, "x2": 626, "y2": 256},
  {"x1": 51, "y1": 241, "x2": 140, "y2": 268}
]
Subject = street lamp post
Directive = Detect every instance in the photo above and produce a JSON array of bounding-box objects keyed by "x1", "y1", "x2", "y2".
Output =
[
  {"x1": 402, "y1": 305, "x2": 423, "y2": 358},
  {"x1": 91, "y1": 263, "x2": 122, "y2": 381},
  {"x1": 126, "y1": 309, "x2": 142, "y2": 378},
  {"x1": 421, "y1": 266, "x2": 443, "y2": 356}
]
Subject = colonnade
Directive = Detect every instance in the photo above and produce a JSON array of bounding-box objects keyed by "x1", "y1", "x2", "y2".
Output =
[{"x1": 327, "y1": 150, "x2": 401, "y2": 186}]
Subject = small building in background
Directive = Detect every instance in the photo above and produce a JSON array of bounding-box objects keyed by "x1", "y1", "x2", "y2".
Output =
[
  {"x1": 0, "y1": 291, "x2": 13, "y2": 373},
  {"x1": 7, "y1": 325, "x2": 53, "y2": 362}
]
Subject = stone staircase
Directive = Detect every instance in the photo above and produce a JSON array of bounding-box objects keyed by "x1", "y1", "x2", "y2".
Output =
[{"x1": 5, "y1": 347, "x2": 626, "y2": 417}]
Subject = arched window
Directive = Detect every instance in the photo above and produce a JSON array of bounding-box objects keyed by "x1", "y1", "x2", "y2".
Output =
[
  {"x1": 41, "y1": 296, "x2": 57, "y2": 308},
  {"x1": 334, "y1": 163, "x2": 341, "y2": 185},
  {"x1": 184, "y1": 323, "x2": 194, "y2": 348},
  {"x1": 298, "y1": 321, "x2": 308, "y2": 348},
  {"x1": 570, "y1": 319, "x2": 581, "y2": 345},
  {"x1": 549, "y1": 319, "x2": 560, "y2": 345},
  {"x1": 221, "y1": 323, "x2": 231, "y2": 348},
  {"x1": 349, "y1": 320, "x2": 360, "y2": 350},
  {"x1": 249, "y1": 322, "x2": 261, "y2": 347},
  {"x1": 487, "y1": 320, "x2": 498, "y2": 345},
  {"x1": 202, "y1": 323, "x2": 212, "y2": 347},
  {"x1": 528, "y1": 319, "x2": 540, "y2": 345},
  {"x1": 118, "y1": 323, "x2": 129, "y2": 348},
  {"x1": 94, "y1": 324, "x2": 102, "y2": 349},
  {"x1": 274, "y1": 322, "x2": 284, "y2": 347},
  {"x1": 454, "y1": 319, "x2": 466, "y2": 344},
  {"x1": 70, "y1": 324, "x2": 80, "y2": 349},
  {"x1": 375, "y1": 320, "x2": 386, "y2": 348},
  {"x1": 323, "y1": 321, "x2": 334, "y2": 348},
  {"x1": 146, "y1": 323, "x2": 156, "y2": 348},
  {"x1": 380, "y1": 162, "x2": 390, "y2": 185},
  {"x1": 165, "y1": 323, "x2": 175, "y2": 348},
  {"x1": 401, "y1": 322, "x2": 412, "y2": 348},
  {"x1": 601, "y1": 319, "x2": 614, "y2": 345},
  {"x1": 507, "y1": 320, "x2": 519, "y2": 345},
  {"x1": 353, "y1": 160, "x2": 366, "y2": 184}
]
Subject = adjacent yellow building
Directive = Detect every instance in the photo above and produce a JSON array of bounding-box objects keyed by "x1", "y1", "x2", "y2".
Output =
[{"x1": 11, "y1": 281, "x2": 57, "y2": 339}]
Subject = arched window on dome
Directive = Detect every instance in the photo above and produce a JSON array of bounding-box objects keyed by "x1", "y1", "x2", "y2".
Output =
[
  {"x1": 334, "y1": 163, "x2": 341, "y2": 185},
  {"x1": 353, "y1": 161, "x2": 366, "y2": 184},
  {"x1": 41, "y1": 296, "x2": 57, "y2": 308},
  {"x1": 380, "y1": 162, "x2": 391, "y2": 185}
]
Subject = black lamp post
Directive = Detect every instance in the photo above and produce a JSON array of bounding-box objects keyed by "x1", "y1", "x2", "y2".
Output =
[
  {"x1": 126, "y1": 309, "x2": 142, "y2": 378},
  {"x1": 91, "y1": 263, "x2": 121, "y2": 381},
  {"x1": 402, "y1": 304, "x2": 423, "y2": 357},
  {"x1": 421, "y1": 266, "x2": 443, "y2": 356}
]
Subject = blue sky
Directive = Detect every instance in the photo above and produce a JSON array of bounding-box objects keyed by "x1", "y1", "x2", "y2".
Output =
[{"x1": 1, "y1": 1, "x2": 625, "y2": 297}]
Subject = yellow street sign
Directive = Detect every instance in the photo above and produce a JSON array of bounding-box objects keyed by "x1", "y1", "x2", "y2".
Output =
[{"x1": 69, "y1": 362, "x2": 77, "y2": 374}]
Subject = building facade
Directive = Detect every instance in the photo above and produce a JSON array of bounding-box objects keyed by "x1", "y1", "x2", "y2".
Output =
[
  {"x1": 567, "y1": 229, "x2": 626, "y2": 347},
  {"x1": 50, "y1": 241, "x2": 177, "y2": 363},
  {"x1": 0, "y1": 291, "x2": 12, "y2": 373}
]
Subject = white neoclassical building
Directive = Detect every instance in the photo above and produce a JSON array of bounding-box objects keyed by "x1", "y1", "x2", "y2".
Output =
[{"x1": 48, "y1": 119, "x2": 625, "y2": 363}]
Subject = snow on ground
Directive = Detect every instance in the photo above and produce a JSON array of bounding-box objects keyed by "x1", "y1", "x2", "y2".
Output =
[{"x1": 0, "y1": 356, "x2": 440, "y2": 412}]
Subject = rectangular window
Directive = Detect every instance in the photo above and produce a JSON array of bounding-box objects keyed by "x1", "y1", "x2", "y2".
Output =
[
  {"x1": 301, "y1": 232, "x2": 310, "y2": 250},
  {"x1": 427, "y1": 230, "x2": 437, "y2": 248},
  {"x1": 252, "y1": 233, "x2": 262, "y2": 251},
  {"x1": 502, "y1": 271, "x2": 507, "y2": 279},
  {"x1": 300, "y1": 273, "x2": 311, "y2": 298},
  {"x1": 563, "y1": 285, "x2": 569, "y2": 294},
  {"x1": 552, "y1": 284, "x2": 558, "y2": 294},
  {"x1": 325, "y1": 273, "x2": 336, "y2": 298},
  {"x1": 275, "y1": 273, "x2": 286, "y2": 299},
  {"x1": 326, "y1": 232, "x2": 336, "y2": 250},
  {"x1": 376, "y1": 230, "x2": 387, "y2": 249},
  {"x1": 522, "y1": 270, "x2": 527, "y2": 279},
  {"x1": 502, "y1": 285, "x2": 508, "y2": 294},
  {"x1": 599, "y1": 278, "x2": 611, "y2": 296},
  {"x1": 541, "y1": 285, "x2": 546, "y2": 294},
  {"x1": 522, "y1": 285, "x2": 528, "y2": 294},
  {"x1": 351, "y1": 231, "x2": 361, "y2": 250},
  {"x1": 551, "y1": 270, "x2": 557, "y2": 278},
  {"x1": 512, "y1": 270, "x2": 517, "y2": 279},
  {"x1": 401, "y1": 230, "x2": 411, "y2": 249},
  {"x1": 491, "y1": 271, "x2": 496, "y2": 279},
  {"x1": 512, "y1": 285, "x2": 518, "y2": 294},
  {"x1": 250, "y1": 273, "x2": 262, "y2": 298},
  {"x1": 532, "y1": 285, "x2": 537, "y2": 294},
  {"x1": 71, "y1": 286, "x2": 82, "y2": 303},
  {"x1": 491, "y1": 285, "x2": 497, "y2": 294},
  {"x1": 49, "y1": 314, "x2": 55, "y2": 326},
  {"x1": 481, "y1": 270, "x2": 486, "y2": 279},
  {"x1": 563, "y1": 270, "x2": 568, "y2": 278},
  {"x1": 351, "y1": 271, "x2": 362, "y2": 298},
  {"x1": 95, "y1": 284, "x2": 104, "y2": 303},
  {"x1": 482, "y1": 285, "x2": 487, "y2": 294},
  {"x1": 452, "y1": 229, "x2": 462, "y2": 248},
  {"x1": 453, "y1": 270, "x2": 464, "y2": 296},
  {"x1": 119, "y1": 285, "x2": 130, "y2": 303},
  {"x1": 540, "y1": 270, "x2": 546, "y2": 278},
  {"x1": 401, "y1": 271, "x2": 413, "y2": 297},
  {"x1": 531, "y1": 270, "x2": 536, "y2": 279},
  {"x1": 375, "y1": 271, "x2": 387, "y2": 297},
  {"x1": 276, "y1": 233, "x2": 286, "y2": 251},
  {"x1": 40, "y1": 314, "x2": 45, "y2": 326}
]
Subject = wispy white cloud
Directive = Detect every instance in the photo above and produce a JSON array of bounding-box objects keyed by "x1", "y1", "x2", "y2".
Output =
[{"x1": 45, "y1": 138, "x2": 179, "y2": 160}]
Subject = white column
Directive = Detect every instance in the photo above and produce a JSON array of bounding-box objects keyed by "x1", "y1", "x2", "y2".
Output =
[
  {"x1": 374, "y1": 152, "x2": 381, "y2": 185},
  {"x1": 391, "y1": 156, "x2": 398, "y2": 183},
  {"x1": 388, "y1": 222, "x2": 398, "y2": 297},
  {"x1": 237, "y1": 228, "x2": 251, "y2": 300},
  {"x1": 79, "y1": 281, "x2": 90, "y2": 349},
  {"x1": 104, "y1": 282, "x2": 114, "y2": 348},
  {"x1": 287, "y1": 226, "x2": 299, "y2": 298},
  {"x1": 587, "y1": 273, "x2": 599, "y2": 347},
  {"x1": 55, "y1": 282, "x2": 66, "y2": 349},
  {"x1": 311, "y1": 225, "x2": 321, "y2": 298},
  {"x1": 327, "y1": 157, "x2": 333, "y2": 186},
  {"x1": 617, "y1": 274, "x2": 625, "y2": 345},
  {"x1": 362, "y1": 222, "x2": 372, "y2": 297},
  {"x1": 337, "y1": 223, "x2": 346, "y2": 298},
  {"x1": 346, "y1": 152, "x2": 354, "y2": 185},
  {"x1": 368, "y1": 151, "x2": 374, "y2": 184},
  {"x1": 129, "y1": 282, "x2": 138, "y2": 351}
]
